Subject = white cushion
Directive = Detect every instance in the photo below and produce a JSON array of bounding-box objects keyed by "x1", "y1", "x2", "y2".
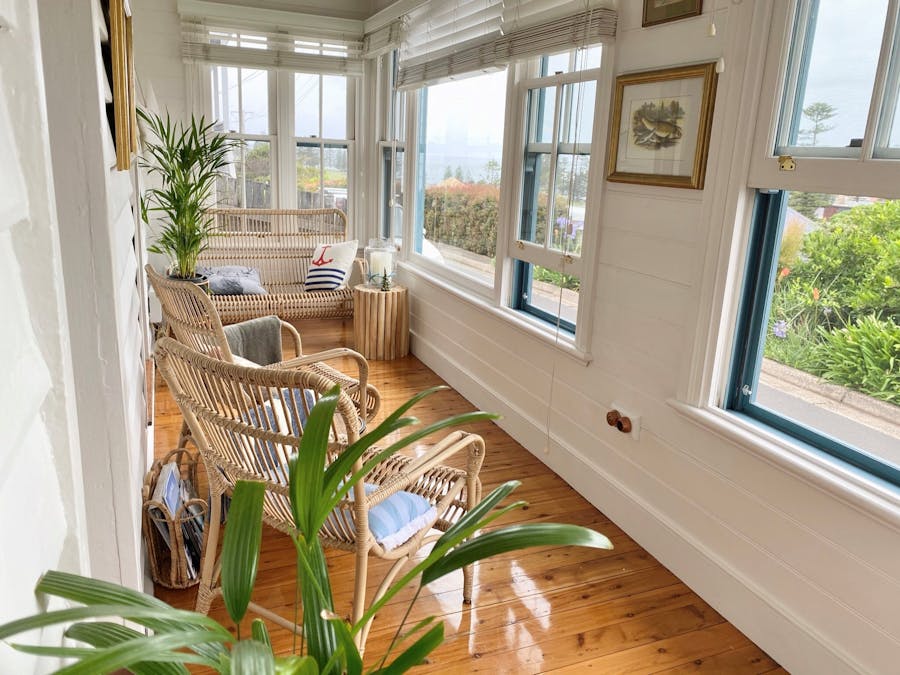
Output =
[{"x1": 304, "y1": 240, "x2": 357, "y2": 292}]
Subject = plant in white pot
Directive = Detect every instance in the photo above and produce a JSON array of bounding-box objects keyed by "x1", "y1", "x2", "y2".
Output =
[{"x1": 139, "y1": 109, "x2": 240, "y2": 280}]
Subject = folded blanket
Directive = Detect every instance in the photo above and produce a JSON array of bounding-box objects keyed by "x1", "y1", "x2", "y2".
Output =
[{"x1": 223, "y1": 315, "x2": 283, "y2": 366}]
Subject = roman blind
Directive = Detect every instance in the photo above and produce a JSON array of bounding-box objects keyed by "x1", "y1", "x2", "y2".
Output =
[
  {"x1": 396, "y1": 1, "x2": 617, "y2": 89},
  {"x1": 178, "y1": 2, "x2": 366, "y2": 76},
  {"x1": 501, "y1": 0, "x2": 615, "y2": 33},
  {"x1": 400, "y1": 0, "x2": 503, "y2": 65},
  {"x1": 363, "y1": 18, "x2": 406, "y2": 58}
]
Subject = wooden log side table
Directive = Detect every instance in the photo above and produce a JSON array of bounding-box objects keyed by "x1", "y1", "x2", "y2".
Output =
[{"x1": 353, "y1": 284, "x2": 410, "y2": 360}]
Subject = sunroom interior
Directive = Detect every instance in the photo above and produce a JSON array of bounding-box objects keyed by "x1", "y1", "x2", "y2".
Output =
[{"x1": 3, "y1": 0, "x2": 899, "y2": 672}]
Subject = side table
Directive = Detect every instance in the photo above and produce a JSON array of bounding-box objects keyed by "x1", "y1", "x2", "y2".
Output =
[{"x1": 353, "y1": 284, "x2": 410, "y2": 360}]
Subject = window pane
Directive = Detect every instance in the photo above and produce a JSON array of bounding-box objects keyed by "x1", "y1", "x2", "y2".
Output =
[
  {"x1": 522, "y1": 263, "x2": 580, "y2": 327},
  {"x1": 217, "y1": 140, "x2": 272, "y2": 208},
  {"x1": 519, "y1": 152, "x2": 550, "y2": 246},
  {"x1": 296, "y1": 144, "x2": 322, "y2": 208},
  {"x1": 562, "y1": 81, "x2": 595, "y2": 145},
  {"x1": 240, "y1": 69, "x2": 269, "y2": 135},
  {"x1": 542, "y1": 46, "x2": 601, "y2": 76},
  {"x1": 415, "y1": 71, "x2": 507, "y2": 287},
  {"x1": 212, "y1": 66, "x2": 240, "y2": 133},
  {"x1": 382, "y1": 147, "x2": 405, "y2": 240},
  {"x1": 526, "y1": 86, "x2": 556, "y2": 144},
  {"x1": 754, "y1": 192, "x2": 900, "y2": 465},
  {"x1": 295, "y1": 73, "x2": 320, "y2": 137},
  {"x1": 322, "y1": 76, "x2": 347, "y2": 139},
  {"x1": 551, "y1": 154, "x2": 589, "y2": 255},
  {"x1": 323, "y1": 145, "x2": 349, "y2": 213},
  {"x1": 780, "y1": 0, "x2": 888, "y2": 149}
]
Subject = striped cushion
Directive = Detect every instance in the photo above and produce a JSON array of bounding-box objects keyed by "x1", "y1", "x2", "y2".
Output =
[{"x1": 304, "y1": 240, "x2": 357, "y2": 292}]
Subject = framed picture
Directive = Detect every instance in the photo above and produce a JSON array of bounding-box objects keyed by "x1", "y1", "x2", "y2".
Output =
[
  {"x1": 106, "y1": 0, "x2": 137, "y2": 171},
  {"x1": 642, "y1": 0, "x2": 703, "y2": 27},
  {"x1": 606, "y1": 62, "x2": 718, "y2": 190}
]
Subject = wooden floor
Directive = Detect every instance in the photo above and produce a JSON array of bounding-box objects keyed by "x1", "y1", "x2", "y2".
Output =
[{"x1": 152, "y1": 319, "x2": 785, "y2": 674}]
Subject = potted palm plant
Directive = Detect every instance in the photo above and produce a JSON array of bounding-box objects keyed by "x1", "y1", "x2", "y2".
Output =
[
  {"x1": 139, "y1": 109, "x2": 240, "y2": 281},
  {"x1": 0, "y1": 388, "x2": 612, "y2": 673}
]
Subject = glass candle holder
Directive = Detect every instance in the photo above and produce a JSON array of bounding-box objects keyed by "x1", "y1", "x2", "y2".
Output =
[{"x1": 364, "y1": 239, "x2": 396, "y2": 288}]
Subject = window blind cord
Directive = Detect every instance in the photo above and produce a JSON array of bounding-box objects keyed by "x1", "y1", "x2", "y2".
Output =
[{"x1": 546, "y1": 8, "x2": 590, "y2": 455}]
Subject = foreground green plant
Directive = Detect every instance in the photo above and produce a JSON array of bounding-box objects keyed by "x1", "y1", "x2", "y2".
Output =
[
  {"x1": 140, "y1": 109, "x2": 240, "y2": 279},
  {"x1": 0, "y1": 387, "x2": 612, "y2": 673}
]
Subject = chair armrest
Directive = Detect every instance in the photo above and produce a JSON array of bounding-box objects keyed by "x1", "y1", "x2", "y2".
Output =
[
  {"x1": 364, "y1": 431, "x2": 486, "y2": 506},
  {"x1": 267, "y1": 347, "x2": 371, "y2": 421},
  {"x1": 278, "y1": 320, "x2": 303, "y2": 357}
]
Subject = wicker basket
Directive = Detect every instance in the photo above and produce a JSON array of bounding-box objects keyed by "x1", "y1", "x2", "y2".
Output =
[{"x1": 141, "y1": 449, "x2": 208, "y2": 589}]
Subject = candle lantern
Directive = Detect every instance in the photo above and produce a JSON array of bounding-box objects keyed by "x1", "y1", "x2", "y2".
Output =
[{"x1": 364, "y1": 239, "x2": 396, "y2": 289}]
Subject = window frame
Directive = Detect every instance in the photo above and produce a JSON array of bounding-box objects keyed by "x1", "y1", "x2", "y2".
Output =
[
  {"x1": 725, "y1": 0, "x2": 900, "y2": 488},
  {"x1": 205, "y1": 61, "x2": 358, "y2": 217},
  {"x1": 399, "y1": 46, "x2": 612, "y2": 353}
]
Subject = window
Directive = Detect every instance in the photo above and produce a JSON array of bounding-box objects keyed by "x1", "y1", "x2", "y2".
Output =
[
  {"x1": 211, "y1": 66, "x2": 274, "y2": 208},
  {"x1": 412, "y1": 70, "x2": 507, "y2": 287},
  {"x1": 209, "y1": 65, "x2": 355, "y2": 213},
  {"x1": 379, "y1": 51, "x2": 406, "y2": 241},
  {"x1": 295, "y1": 72, "x2": 351, "y2": 212},
  {"x1": 730, "y1": 0, "x2": 900, "y2": 485},
  {"x1": 512, "y1": 54, "x2": 600, "y2": 331}
]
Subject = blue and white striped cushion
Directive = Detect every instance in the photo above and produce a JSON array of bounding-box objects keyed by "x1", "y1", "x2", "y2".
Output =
[
  {"x1": 304, "y1": 240, "x2": 358, "y2": 292},
  {"x1": 304, "y1": 266, "x2": 348, "y2": 291}
]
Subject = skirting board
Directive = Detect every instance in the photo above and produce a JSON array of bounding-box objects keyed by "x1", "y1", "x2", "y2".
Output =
[{"x1": 411, "y1": 329, "x2": 865, "y2": 675}]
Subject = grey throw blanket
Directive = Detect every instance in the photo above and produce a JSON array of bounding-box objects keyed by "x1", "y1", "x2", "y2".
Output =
[{"x1": 223, "y1": 315, "x2": 283, "y2": 366}]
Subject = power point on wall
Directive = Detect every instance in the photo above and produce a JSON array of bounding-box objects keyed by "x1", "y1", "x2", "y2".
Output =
[{"x1": 606, "y1": 403, "x2": 641, "y2": 441}]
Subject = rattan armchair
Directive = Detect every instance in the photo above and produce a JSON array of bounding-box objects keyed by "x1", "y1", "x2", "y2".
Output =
[
  {"x1": 147, "y1": 265, "x2": 380, "y2": 429},
  {"x1": 154, "y1": 336, "x2": 485, "y2": 650}
]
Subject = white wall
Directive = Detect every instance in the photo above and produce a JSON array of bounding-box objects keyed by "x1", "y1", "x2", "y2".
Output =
[
  {"x1": 37, "y1": 0, "x2": 149, "y2": 590},
  {"x1": 0, "y1": 1, "x2": 92, "y2": 671},
  {"x1": 402, "y1": 2, "x2": 900, "y2": 674}
]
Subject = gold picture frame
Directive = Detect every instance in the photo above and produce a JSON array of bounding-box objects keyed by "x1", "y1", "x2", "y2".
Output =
[
  {"x1": 109, "y1": 0, "x2": 137, "y2": 171},
  {"x1": 606, "y1": 62, "x2": 718, "y2": 190},
  {"x1": 643, "y1": 0, "x2": 703, "y2": 28}
]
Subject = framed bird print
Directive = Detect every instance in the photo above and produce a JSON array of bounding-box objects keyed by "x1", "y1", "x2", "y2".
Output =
[{"x1": 606, "y1": 62, "x2": 718, "y2": 189}]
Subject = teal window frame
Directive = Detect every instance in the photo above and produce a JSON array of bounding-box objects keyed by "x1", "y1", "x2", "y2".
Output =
[{"x1": 726, "y1": 190, "x2": 900, "y2": 487}]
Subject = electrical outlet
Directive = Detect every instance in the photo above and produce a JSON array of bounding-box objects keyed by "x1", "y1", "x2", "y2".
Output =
[{"x1": 608, "y1": 402, "x2": 641, "y2": 441}]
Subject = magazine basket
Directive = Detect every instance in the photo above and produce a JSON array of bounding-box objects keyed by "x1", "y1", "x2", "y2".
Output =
[{"x1": 141, "y1": 448, "x2": 208, "y2": 589}]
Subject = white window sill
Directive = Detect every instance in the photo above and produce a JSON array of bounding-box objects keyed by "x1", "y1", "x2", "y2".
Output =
[
  {"x1": 398, "y1": 260, "x2": 593, "y2": 366},
  {"x1": 667, "y1": 399, "x2": 900, "y2": 529}
]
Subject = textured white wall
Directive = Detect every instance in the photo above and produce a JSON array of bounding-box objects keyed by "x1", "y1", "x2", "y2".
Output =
[
  {"x1": 0, "y1": 0, "x2": 91, "y2": 671},
  {"x1": 38, "y1": 0, "x2": 148, "y2": 590}
]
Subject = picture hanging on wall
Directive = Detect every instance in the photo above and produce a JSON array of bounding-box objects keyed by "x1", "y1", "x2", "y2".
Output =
[
  {"x1": 642, "y1": 0, "x2": 703, "y2": 27},
  {"x1": 606, "y1": 62, "x2": 718, "y2": 190}
]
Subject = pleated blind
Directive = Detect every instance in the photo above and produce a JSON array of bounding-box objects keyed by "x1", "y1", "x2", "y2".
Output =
[
  {"x1": 180, "y1": 18, "x2": 365, "y2": 76},
  {"x1": 501, "y1": 0, "x2": 616, "y2": 33},
  {"x1": 400, "y1": 0, "x2": 503, "y2": 65},
  {"x1": 397, "y1": 4, "x2": 617, "y2": 89}
]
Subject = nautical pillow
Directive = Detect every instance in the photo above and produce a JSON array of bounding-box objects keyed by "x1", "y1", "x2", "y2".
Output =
[{"x1": 304, "y1": 240, "x2": 357, "y2": 292}]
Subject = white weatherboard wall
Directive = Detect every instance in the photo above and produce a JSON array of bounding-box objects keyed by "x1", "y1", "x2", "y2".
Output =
[
  {"x1": 0, "y1": 0, "x2": 91, "y2": 671},
  {"x1": 403, "y1": 2, "x2": 900, "y2": 674},
  {"x1": 37, "y1": 0, "x2": 149, "y2": 590}
]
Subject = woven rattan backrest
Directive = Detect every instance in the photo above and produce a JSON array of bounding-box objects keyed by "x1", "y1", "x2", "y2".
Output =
[
  {"x1": 155, "y1": 336, "x2": 362, "y2": 530},
  {"x1": 203, "y1": 208, "x2": 348, "y2": 291},
  {"x1": 146, "y1": 264, "x2": 234, "y2": 363}
]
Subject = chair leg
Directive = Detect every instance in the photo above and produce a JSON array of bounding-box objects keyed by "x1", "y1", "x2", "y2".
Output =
[
  {"x1": 196, "y1": 486, "x2": 222, "y2": 615},
  {"x1": 352, "y1": 546, "x2": 370, "y2": 653},
  {"x1": 177, "y1": 419, "x2": 192, "y2": 449},
  {"x1": 462, "y1": 437, "x2": 484, "y2": 605}
]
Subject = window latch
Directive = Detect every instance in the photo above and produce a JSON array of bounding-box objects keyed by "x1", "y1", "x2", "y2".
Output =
[{"x1": 741, "y1": 384, "x2": 752, "y2": 396}]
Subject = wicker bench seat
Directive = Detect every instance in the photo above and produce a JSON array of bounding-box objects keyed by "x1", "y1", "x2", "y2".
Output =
[{"x1": 200, "y1": 208, "x2": 362, "y2": 324}]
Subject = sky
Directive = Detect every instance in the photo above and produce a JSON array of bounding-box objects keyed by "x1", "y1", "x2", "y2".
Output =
[{"x1": 796, "y1": 0, "x2": 891, "y2": 147}]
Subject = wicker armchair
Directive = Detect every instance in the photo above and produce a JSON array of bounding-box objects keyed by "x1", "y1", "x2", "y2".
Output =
[
  {"x1": 154, "y1": 336, "x2": 485, "y2": 649},
  {"x1": 147, "y1": 264, "x2": 380, "y2": 428}
]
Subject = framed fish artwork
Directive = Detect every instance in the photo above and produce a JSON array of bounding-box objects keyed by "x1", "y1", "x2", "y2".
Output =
[
  {"x1": 606, "y1": 62, "x2": 718, "y2": 189},
  {"x1": 642, "y1": 0, "x2": 703, "y2": 28}
]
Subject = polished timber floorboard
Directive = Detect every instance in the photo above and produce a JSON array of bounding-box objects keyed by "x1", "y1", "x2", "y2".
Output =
[{"x1": 153, "y1": 319, "x2": 782, "y2": 674}]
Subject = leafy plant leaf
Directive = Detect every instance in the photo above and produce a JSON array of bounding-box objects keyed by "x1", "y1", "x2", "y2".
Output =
[{"x1": 220, "y1": 480, "x2": 267, "y2": 626}]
